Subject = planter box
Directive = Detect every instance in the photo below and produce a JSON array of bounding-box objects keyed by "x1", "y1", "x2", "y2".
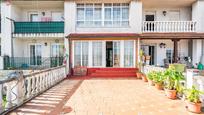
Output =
[{"x1": 73, "y1": 66, "x2": 87, "y2": 76}]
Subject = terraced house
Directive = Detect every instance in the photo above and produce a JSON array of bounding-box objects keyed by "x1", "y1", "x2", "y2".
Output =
[{"x1": 0, "y1": 0, "x2": 204, "y2": 73}]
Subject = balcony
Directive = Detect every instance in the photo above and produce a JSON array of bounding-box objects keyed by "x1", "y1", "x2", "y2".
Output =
[
  {"x1": 13, "y1": 21, "x2": 64, "y2": 38},
  {"x1": 143, "y1": 21, "x2": 196, "y2": 33}
]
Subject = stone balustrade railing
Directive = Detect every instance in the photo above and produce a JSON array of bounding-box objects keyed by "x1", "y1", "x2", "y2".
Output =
[
  {"x1": 143, "y1": 21, "x2": 196, "y2": 33},
  {"x1": 0, "y1": 65, "x2": 66, "y2": 114},
  {"x1": 143, "y1": 65, "x2": 166, "y2": 75}
]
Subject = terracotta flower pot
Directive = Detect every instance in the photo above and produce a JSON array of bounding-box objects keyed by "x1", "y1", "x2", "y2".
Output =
[
  {"x1": 155, "y1": 83, "x2": 163, "y2": 90},
  {"x1": 165, "y1": 89, "x2": 177, "y2": 99},
  {"x1": 142, "y1": 75, "x2": 148, "y2": 82},
  {"x1": 186, "y1": 101, "x2": 202, "y2": 114},
  {"x1": 147, "y1": 79, "x2": 154, "y2": 86},
  {"x1": 136, "y1": 73, "x2": 142, "y2": 79}
]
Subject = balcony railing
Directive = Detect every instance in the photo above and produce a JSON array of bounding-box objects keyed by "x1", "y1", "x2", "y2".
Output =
[
  {"x1": 3, "y1": 57, "x2": 64, "y2": 70},
  {"x1": 14, "y1": 21, "x2": 64, "y2": 34},
  {"x1": 0, "y1": 65, "x2": 66, "y2": 114},
  {"x1": 143, "y1": 21, "x2": 196, "y2": 33}
]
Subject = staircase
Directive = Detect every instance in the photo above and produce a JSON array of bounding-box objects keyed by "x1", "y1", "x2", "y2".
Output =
[{"x1": 88, "y1": 68, "x2": 138, "y2": 78}]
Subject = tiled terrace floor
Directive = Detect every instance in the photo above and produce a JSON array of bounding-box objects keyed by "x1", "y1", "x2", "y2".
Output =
[{"x1": 10, "y1": 78, "x2": 204, "y2": 115}]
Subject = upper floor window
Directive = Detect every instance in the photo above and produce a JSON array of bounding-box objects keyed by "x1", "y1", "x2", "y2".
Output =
[{"x1": 76, "y1": 3, "x2": 129, "y2": 28}]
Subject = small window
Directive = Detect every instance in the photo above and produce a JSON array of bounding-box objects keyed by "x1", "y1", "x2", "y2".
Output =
[{"x1": 29, "y1": 13, "x2": 39, "y2": 22}]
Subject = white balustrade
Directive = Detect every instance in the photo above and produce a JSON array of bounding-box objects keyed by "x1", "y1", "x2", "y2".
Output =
[
  {"x1": 143, "y1": 21, "x2": 196, "y2": 33},
  {"x1": 0, "y1": 65, "x2": 66, "y2": 114}
]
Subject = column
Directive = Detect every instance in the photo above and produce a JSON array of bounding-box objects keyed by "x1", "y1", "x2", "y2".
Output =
[
  {"x1": 172, "y1": 39, "x2": 180, "y2": 63},
  {"x1": 201, "y1": 40, "x2": 204, "y2": 64},
  {"x1": 68, "y1": 39, "x2": 72, "y2": 76},
  {"x1": 136, "y1": 38, "x2": 140, "y2": 68},
  {"x1": 1, "y1": 2, "x2": 13, "y2": 57}
]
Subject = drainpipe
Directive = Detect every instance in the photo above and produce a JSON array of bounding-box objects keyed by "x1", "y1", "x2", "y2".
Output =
[{"x1": 201, "y1": 40, "x2": 204, "y2": 64}]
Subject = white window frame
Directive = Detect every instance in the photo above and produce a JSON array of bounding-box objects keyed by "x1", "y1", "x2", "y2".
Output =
[
  {"x1": 28, "y1": 43, "x2": 42, "y2": 66},
  {"x1": 76, "y1": 3, "x2": 129, "y2": 28},
  {"x1": 28, "y1": 11, "x2": 39, "y2": 22},
  {"x1": 50, "y1": 43, "x2": 64, "y2": 57},
  {"x1": 72, "y1": 41, "x2": 89, "y2": 67}
]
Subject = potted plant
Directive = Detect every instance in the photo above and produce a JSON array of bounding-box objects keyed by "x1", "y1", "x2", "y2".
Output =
[
  {"x1": 153, "y1": 71, "x2": 164, "y2": 90},
  {"x1": 164, "y1": 67, "x2": 185, "y2": 99},
  {"x1": 147, "y1": 71, "x2": 156, "y2": 86},
  {"x1": 136, "y1": 50, "x2": 145, "y2": 79},
  {"x1": 185, "y1": 86, "x2": 203, "y2": 113},
  {"x1": 141, "y1": 73, "x2": 148, "y2": 82}
]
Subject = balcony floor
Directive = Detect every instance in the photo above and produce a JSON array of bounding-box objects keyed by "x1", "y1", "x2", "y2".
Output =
[{"x1": 9, "y1": 78, "x2": 202, "y2": 115}]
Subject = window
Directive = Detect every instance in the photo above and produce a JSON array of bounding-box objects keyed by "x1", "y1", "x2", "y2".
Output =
[
  {"x1": 92, "y1": 41, "x2": 103, "y2": 66},
  {"x1": 51, "y1": 44, "x2": 64, "y2": 67},
  {"x1": 124, "y1": 41, "x2": 134, "y2": 67},
  {"x1": 29, "y1": 13, "x2": 39, "y2": 22},
  {"x1": 30, "y1": 44, "x2": 42, "y2": 65},
  {"x1": 74, "y1": 41, "x2": 89, "y2": 66},
  {"x1": 76, "y1": 3, "x2": 129, "y2": 27}
]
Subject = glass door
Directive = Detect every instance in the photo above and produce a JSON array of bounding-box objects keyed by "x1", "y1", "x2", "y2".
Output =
[
  {"x1": 51, "y1": 44, "x2": 64, "y2": 67},
  {"x1": 92, "y1": 41, "x2": 103, "y2": 67},
  {"x1": 113, "y1": 41, "x2": 120, "y2": 67},
  {"x1": 30, "y1": 44, "x2": 42, "y2": 65},
  {"x1": 124, "y1": 41, "x2": 134, "y2": 67}
]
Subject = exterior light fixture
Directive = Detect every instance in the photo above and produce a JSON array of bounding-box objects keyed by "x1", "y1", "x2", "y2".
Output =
[
  {"x1": 159, "y1": 43, "x2": 166, "y2": 48},
  {"x1": 163, "y1": 11, "x2": 167, "y2": 16},
  {"x1": 44, "y1": 42, "x2": 47, "y2": 46}
]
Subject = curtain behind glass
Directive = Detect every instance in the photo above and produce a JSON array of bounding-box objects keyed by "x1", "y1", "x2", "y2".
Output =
[
  {"x1": 92, "y1": 42, "x2": 102, "y2": 66},
  {"x1": 124, "y1": 41, "x2": 134, "y2": 67}
]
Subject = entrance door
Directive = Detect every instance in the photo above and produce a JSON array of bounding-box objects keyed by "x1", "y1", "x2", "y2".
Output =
[
  {"x1": 106, "y1": 41, "x2": 121, "y2": 67},
  {"x1": 149, "y1": 46, "x2": 155, "y2": 65},
  {"x1": 106, "y1": 42, "x2": 113, "y2": 67},
  {"x1": 30, "y1": 44, "x2": 42, "y2": 65}
]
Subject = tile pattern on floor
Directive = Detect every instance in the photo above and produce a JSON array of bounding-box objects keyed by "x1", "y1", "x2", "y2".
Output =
[
  {"x1": 64, "y1": 79, "x2": 203, "y2": 115},
  {"x1": 9, "y1": 80, "x2": 82, "y2": 115}
]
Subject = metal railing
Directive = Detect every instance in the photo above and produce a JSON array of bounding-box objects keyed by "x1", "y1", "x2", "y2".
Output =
[
  {"x1": 4, "y1": 57, "x2": 64, "y2": 70},
  {"x1": 143, "y1": 21, "x2": 196, "y2": 33},
  {"x1": 0, "y1": 65, "x2": 66, "y2": 114},
  {"x1": 14, "y1": 21, "x2": 64, "y2": 34}
]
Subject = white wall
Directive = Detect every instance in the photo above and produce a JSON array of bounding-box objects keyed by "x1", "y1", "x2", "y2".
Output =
[
  {"x1": 192, "y1": 1, "x2": 204, "y2": 32},
  {"x1": 192, "y1": 40, "x2": 202, "y2": 65},
  {"x1": 143, "y1": 7, "x2": 192, "y2": 21},
  {"x1": 13, "y1": 38, "x2": 64, "y2": 57},
  {"x1": 1, "y1": 2, "x2": 12, "y2": 57}
]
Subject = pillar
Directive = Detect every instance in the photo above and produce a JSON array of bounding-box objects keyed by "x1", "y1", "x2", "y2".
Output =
[
  {"x1": 136, "y1": 38, "x2": 140, "y2": 68},
  {"x1": 172, "y1": 39, "x2": 180, "y2": 63}
]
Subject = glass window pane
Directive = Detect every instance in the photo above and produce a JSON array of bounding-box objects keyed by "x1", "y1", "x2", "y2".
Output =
[
  {"x1": 113, "y1": 8, "x2": 120, "y2": 21},
  {"x1": 104, "y1": 21, "x2": 112, "y2": 27},
  {"x1": 85, "y1": 8, "x2": 93, "y2": 20},
  {"x1": 77, "y1": 21, "x2": 84, "y2": 27},
  {"x1": 124, "y1": 41, "x2": 134, "y2": 67},
  {"x1": 77, "y1": 8, "x2": 84, "y2": 20},
  {"x1": 113, "y1": 41, "x2": 120, "y2": 67},
  {"x1": 121, "y1": 21, "x2": 129, "y2": 27},
  {"x1": 94, "y1": 21, "x2": 102, "y2": 27},
  {"x1": 82, "y1": 42, "x2": 89, "y2": 66},
  {"x1": 74, "y1": 42, "x2": 81, "y2": 66},
  {"x1": 104, "y1": 8, "x2": 112, "y2": 20},
  {"x1": 92, "y1": 42, "x2": 102, "y2": 66},
  {"x1": 94, "y1": 8, "x2": 102, "y2": 20},
  {"x1": 122, "y1": 8, "x2": 129, "y2": 20}
]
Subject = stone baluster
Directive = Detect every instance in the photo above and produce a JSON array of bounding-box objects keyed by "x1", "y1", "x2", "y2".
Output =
[
  {"x1": 26, "y1": 78, "x2": 31, "y2": 98},
  {"x1": 31, "y1": 77, "x2": 36, "y2": 95}
]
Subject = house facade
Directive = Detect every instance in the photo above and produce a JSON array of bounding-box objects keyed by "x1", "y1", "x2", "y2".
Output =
[{"x1": 0, "y1": 0, "x2": 204, "y2": 71}]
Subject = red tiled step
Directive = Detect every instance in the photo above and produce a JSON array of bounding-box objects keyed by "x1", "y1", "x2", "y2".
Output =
[
  {"x1": 95, "y1": 70, "x2": 137, "y2": 73},
  {"x1": 89, "y1": 75, "x2": 136, "y2": 77}
]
